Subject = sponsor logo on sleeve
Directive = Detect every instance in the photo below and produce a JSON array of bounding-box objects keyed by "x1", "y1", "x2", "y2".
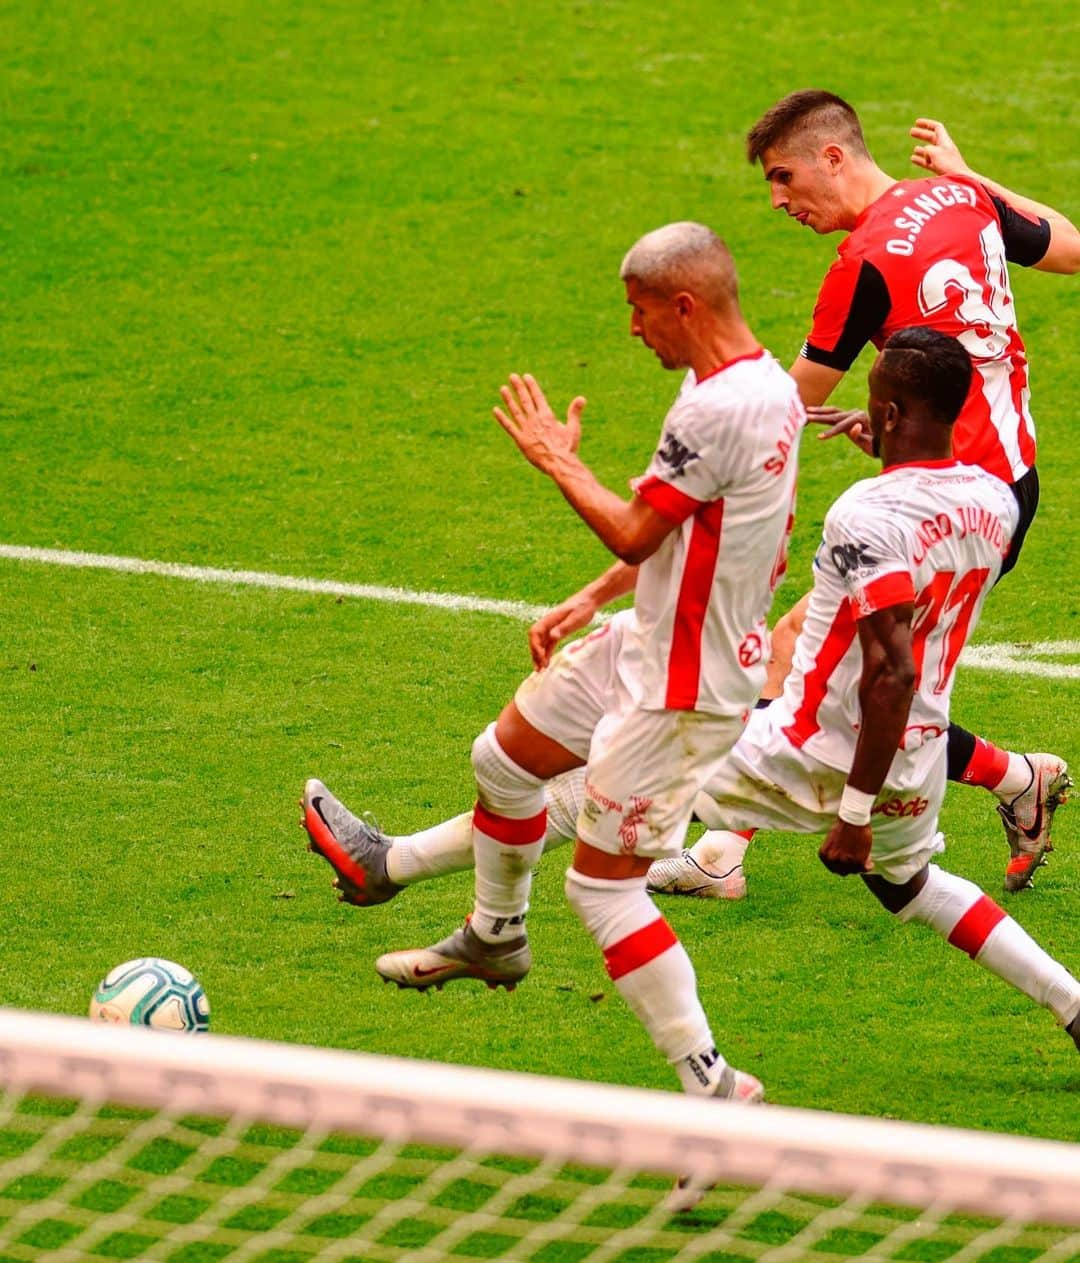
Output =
[
  {"x1": 829, "y1": 541, "x2": 879, "y2": 578},
  {"x1": 656, "y1": 431, "x2": 700, "y2": 479}
]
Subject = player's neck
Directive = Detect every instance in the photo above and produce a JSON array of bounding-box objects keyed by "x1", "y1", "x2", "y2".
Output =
[
  {"x1": 882, "y1": 439, "x2": 953, "y2": 469},
  {"x1": 690, "y1": 319, "x2": 761, "y2": 380},
  {"x1": 844, "y1": 163, "x2": 898, "y2": 227}
]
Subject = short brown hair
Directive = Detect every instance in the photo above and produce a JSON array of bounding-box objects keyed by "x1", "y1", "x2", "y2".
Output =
[{"x1": 746, "y1": 90, "x2": 870, "y2": 164}]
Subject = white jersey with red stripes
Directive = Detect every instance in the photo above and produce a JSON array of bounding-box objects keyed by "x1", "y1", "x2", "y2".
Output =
[
  {"x1": 631, "y1": 348, "x2": 803, "y2": 716},
  {"x1": 771, "y1": 458, "x2": 1019, "y2": 788}
]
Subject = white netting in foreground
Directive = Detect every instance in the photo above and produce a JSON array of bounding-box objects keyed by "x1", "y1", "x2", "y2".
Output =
[{"x1": 0, "y1": 1009, "x2": 1077, "y2": 1263}]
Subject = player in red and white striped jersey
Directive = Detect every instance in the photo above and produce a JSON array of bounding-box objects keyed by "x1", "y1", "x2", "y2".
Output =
[
  {"x1": 742, "y1": 92, "x2": 1080, "y2": 891},
  {"x1": 305, "y1": 222, "x2": 800, "y2": 1104}
]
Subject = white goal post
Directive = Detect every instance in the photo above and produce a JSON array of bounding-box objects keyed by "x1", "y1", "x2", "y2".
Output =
[{"x1": 0, "y1": 1007, "x2": 1077, "y2": 1263}]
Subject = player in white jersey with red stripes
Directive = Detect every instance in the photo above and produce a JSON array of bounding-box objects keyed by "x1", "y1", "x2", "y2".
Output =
[
  {"x1": 680, "y1": 330, "x2": 1080, "y2": 1062},
  {"x1": 301, "y1": 327, "x2": 1080, "y2": 1087},
  {"x1": 731, "y1": 92, "x2": 1080, "y2": 893},
  {"x1": 304, "y1": 222, "x2": 802, "y2": 1103}
]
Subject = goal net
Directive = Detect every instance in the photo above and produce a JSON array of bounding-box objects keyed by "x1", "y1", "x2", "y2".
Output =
[{"x1": 0, "y1": 1008, "x2": 1077, "y2": 1263}]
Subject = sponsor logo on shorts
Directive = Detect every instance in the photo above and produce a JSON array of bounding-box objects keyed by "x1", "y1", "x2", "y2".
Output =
[
  {"x1": 898, "y1": 724, "x2": 947, "y2": 750},
  {"x1": 871, "y1": 795, "x2": 930, "y2": 819},
  {"x1": 618, "y1": 795, "x2": 654, "y2": 853},
  {"x1": 585, "y1": 781, "x2": 623, "y2": 815}
]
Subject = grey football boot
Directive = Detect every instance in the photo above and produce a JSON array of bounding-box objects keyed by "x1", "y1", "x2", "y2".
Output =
[
  {"x1": 375, "y1": 922, "x2": 531, "y2": 992},
  {"x1": 302, "y1": 778, "x2": 403, "y2": 906},
  {"x1": 666, "y1": 1065, "x2": 765, "y2": 1213}
]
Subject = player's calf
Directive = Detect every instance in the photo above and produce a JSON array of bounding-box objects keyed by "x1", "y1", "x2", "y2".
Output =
[{"x1": 869, "y1": 864, "x2": 1080, "y2": 1050}]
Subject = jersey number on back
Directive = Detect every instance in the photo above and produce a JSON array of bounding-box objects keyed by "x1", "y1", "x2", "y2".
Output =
[{"x1": 917, "y1": 224, "x2": 1013, "y2": 360}]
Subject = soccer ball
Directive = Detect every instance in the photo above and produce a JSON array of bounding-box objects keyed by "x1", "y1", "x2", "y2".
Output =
[{"x1": 89, "y1": 958, "x2": 210, "y2": 1032}]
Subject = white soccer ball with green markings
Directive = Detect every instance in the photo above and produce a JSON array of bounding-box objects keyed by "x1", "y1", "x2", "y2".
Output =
[{"x1": 89, "y1": 957, "x2": 210, "y2": 1032}]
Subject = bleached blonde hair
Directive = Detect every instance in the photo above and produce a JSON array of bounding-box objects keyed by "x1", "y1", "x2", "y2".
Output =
[{"x1": 620, "y1": 222, "x2": 739, "y2": 310}]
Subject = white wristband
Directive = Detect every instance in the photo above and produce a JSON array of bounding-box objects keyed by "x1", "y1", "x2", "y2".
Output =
[{"x1": 838, "y1": 785, "x2": 875, "y2": 826}]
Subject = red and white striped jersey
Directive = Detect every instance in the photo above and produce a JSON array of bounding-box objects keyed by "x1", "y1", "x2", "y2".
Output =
[
  {"x1": 803, "y1": 176, "x2": 1050, "y2": 484},
  {"x1": 772, "y1": 459, "x2": 1019, "y2": 788},
  {"x1": 630, "y1": 348, "x2": 803, "y2": 716}
]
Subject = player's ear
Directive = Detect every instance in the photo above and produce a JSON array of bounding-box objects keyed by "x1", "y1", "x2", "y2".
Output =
[
  {"x1": 821, "y1": 143, "x2": 845, "y2": 173},
  {"x1": 674, "y1": 292, "x2": 694, "y2": 319}
]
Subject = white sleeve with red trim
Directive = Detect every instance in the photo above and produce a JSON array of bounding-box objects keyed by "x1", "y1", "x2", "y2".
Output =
[
  {"x1": 820, "y1": 492, "x2": 915, "y2": 619},
  {"x1": 633, "y1": 392, "x2": 752, "y2": 524}
]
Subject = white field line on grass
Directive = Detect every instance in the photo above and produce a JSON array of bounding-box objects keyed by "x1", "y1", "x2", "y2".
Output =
[{"x1": 2, "y1": 543, "x2": 1079, "y2": 679}]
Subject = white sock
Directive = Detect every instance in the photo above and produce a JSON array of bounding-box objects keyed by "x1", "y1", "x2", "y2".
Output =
[
  {"x1": 993, "y1": 753, "x2": 1035, "y2": 801},
  {"x1": 470, "y1": 726, "x2": 547, "y2": 944},
  {"x1": 977, "y1": 920, "x2": 1080, "y2": 1026},
  {"x1": 386, "y1": 785, "x2": 577, "y2": 887},
  {"x1": 565, "y1": 868, "x2": 723, "y2": 1094},
  {"x1": 898, "y1": 865, "x2": 1080, "y2": 1025},
  {"x1": 386, "y1": 813, "x2": 473, "y2": 885},
  {"x1": 690, "y1": 830, "x2": 751, "y2": 875}
]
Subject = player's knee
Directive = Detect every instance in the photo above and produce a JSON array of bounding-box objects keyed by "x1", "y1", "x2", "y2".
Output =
[
  {"x1": 861, "y1": 868, "x2": 928, "y2": 915},
  {"x1": 564, "y1": 865, "x2": 587, "y2": 913},
  {"x1": 892, "y1": 864, "x2": 983, "y2": 934},
  {"x1": 471, "y1": 723, "x2": 545, "y2": 816}
]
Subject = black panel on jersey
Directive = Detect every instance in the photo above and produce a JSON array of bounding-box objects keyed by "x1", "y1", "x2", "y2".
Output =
[
  {"x1": 802, "y1": 259, "x2": 891, "y2": 372},
  {"x1": 991, "y1": 195, "x2": 1051, "y2": 267}
]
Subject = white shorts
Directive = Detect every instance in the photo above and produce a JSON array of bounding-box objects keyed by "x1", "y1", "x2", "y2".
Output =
[
  {"x1": 514, "y1": 610, "x2": 748, "y2": 859},
  {"x1": 579, "y1": 707, "x2": 748, "y2": 860},
  {"x1": 514, "y1": 612, "x2": 636, "y2": 759},
  {"x1": 696, "y1": 709, "x2": 946, "y2": 884}
]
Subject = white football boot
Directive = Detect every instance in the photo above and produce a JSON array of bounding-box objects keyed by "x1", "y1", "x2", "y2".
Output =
[
  {"x1": 999, "y1": 755, "x2": 1071, "y2": 892},
  {"x1": 646, "y1": 851, "x2": 747, "y2": 900}
]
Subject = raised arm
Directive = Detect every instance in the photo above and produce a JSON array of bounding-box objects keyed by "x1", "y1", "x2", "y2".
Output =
[
  {"x1": 910, "y1": 118, "x2": 1080, "y2": 275},
  {"x1": 494, "y1": 373, "x2": 677, "y2": 565}
]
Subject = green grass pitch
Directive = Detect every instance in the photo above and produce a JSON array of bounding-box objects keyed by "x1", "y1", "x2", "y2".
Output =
[{"x1": 1, "y1": 0, "x2": 1078, "y2": 1150}]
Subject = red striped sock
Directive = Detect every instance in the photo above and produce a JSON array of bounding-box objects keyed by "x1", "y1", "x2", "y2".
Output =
[{"x1": 959, "y1": 736, "x2": 1010, "y2": 789}]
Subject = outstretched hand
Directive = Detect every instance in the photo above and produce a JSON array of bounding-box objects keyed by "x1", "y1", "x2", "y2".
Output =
[
  {"x1": 806, "y1": 405, "x2": 874, "y2": 456},
  {"x1": 493, "y1": 373, "x2": 587, "y2": 473},
  {"x1": 910, "y1": 118, "x2": 970, "y2": 178}
]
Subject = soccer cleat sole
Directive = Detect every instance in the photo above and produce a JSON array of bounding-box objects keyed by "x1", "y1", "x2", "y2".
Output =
[{"x1": 381, "y1": 976, "x2": 519, "y2": 993}]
